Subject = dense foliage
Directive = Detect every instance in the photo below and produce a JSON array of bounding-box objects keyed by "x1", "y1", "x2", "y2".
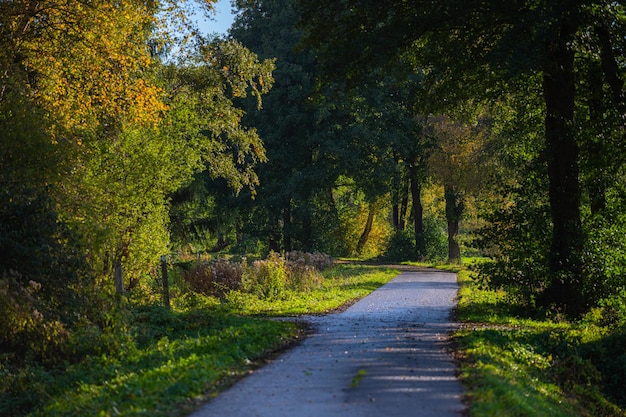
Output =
[
  {"x1": 174, "y1": 0, "x2": 490, "y2": 262},
  {"x1": 1, "y1": 0, "x2": 274, "y2": 391},
  {"x1": 3, "y1": 0, "x2": 625, "y2": 415},
  {"x1": 299, "y1": 0, "x2": 626, "y2": 317},
  {"x1": 455, "y1": 269, "x2": 626, "y2": 416}
]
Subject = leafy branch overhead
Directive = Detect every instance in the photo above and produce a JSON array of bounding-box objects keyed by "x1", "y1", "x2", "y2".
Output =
[
  {"x1": 1, "y1": 0, "x2": 626, "y2": 415},
  {"x1": 0, "y1": 0, "x2": 275, "y2": 374}
]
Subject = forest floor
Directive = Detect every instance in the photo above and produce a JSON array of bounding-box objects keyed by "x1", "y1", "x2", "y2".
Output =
[{"x1": 188, "y1": 268, "x2": 466, "y2": 417}]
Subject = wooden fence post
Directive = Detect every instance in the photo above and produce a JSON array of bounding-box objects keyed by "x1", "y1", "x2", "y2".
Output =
[{"x1": 161, "y1": 255, "x2": 170, "y2": 309}]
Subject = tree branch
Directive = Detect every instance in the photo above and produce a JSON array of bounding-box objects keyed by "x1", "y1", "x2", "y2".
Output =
[{"x1": 595, "y1": 24, "x2": 626, "y2": 113}]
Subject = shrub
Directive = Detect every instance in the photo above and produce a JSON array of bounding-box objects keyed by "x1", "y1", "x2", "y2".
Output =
[
  {"x1": 285, "y1": 251, "x2": 334, "y2": 271},
  {"x1": 182, "y1": 258, "x2": 243, "y2": 299},
  {"x1": 243, "y1": 252, "x2": 288, "y2": 300},
  {"x1": 283, "y1": 251, "x2": 330, "y2": 292},
  {"x1": 474, "y1": 190, "x2": 552, "y2": 307},
  {"x1": 582, "y1": 213, "x2": 626, "y2": 309},
  {"x1": 0, "y1": 188, "x2": 102, "y2": 366},
  {"x1": 423, "y1": 215, "x2": 448, "y2": 262},
  {"x1": 594, "y1": 290, "x2": 626, "y2": 329},
  {"x1": 584, "y1": 328, "x2": 626, "y2": 408},
  {"x1": 0, "y1": 273, "x2": 70, "y2": 364},
  {"x1": 287, "y1": 265, "x2": 324, "y2": 292},
  {"x1": 382, "y1": 229, "x2": 417, "y2": 262}
]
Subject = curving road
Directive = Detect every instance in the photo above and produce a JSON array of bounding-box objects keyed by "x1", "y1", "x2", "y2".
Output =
[{"x1": 190, "y1": 269, "x2": 466, "y2": 417}]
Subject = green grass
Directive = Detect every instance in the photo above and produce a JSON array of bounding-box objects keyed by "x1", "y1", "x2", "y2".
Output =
[
  {"x1": 454, "y1": 269, "x2": 626, "y2": 417},
  {"x1": 28, "y1": 311, "x2": 299, "y2": 417},
  {"x1": 401, "y1": 256, "x2": 489, "y2": 273},
  {"x1": 224, "y1": 264, "x2": 399, "y2": 316},
  {"x1": 5, "y1": 263, "x2": 398, "y2": 417},
  {"x1": 22, "y1": 261, "x2": 626, "y2": 417}
]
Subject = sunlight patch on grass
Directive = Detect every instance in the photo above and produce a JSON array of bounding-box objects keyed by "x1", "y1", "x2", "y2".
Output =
[
  {"x1": 224, "y1": 264, "x2": 399, "y2": 316},
  {"x1": 32, "y1": 313, "x2": 300, "y2": 417},
  {"x1": 22, "y1": 264, "x2": 399, "y2": 417},
  {"x1": 454, "y1": 269, "x2": 626, "y2": 417}
]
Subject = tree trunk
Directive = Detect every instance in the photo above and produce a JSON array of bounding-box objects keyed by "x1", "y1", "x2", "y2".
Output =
[
  {"x1": 269, "y1": 238, "x2": 281, "y2": 253},
  {"x1": 392, "y1": 192, "x2": 410, "y2": 232},
  {"x1": 391, "y1": 172, "x2": 400, "y2": 231},
  {"x1": 282, "y1": 204, "x2": 292, "y2": 252},
  {"x1": 586, "y1": 63, "x2": 607, "y2": 215},
  {"x1": 301, "y1": 206, "x2": 313, "y2": 252},
  {"x1": 114, "y1": 261, "x2": 124, "y2": 294},
  {"x1": 356, "y1": 201, "x2": 375, "y2": 255},
  {"x1": 160, "y1": 255, "x2": 170, "y2": 309},
  {"x1": 392, "y1": 202, "x2": 400, "y2": 231},
  {"x1": 541, "y1": 20, "x2": 585, "y2": 315},
  {"x1": 408, "y1": 162, "x2": 425, "y2": 257},
  {"x1": 212, "y1": 231, "x2": 229, "y2": 252},
  {"x1": 595, "y1": 24, "x2": 626, "y2": 113},
  {"x1": 392, "y1": 168, "x2": 409, "y2": 231},
  {"x1": 236, "y1": 218, "x2": 244, "y2": 245},
  {"x1": 444, "y1": 184, "x2": 463, "y2": 264},
  {"x1": 399, "y1": 194, "x2": 409, "y2": 231},
  {"x1": 269, "y1": 213, "x2": 282, "y2": 253},
  {"x1": 327, "y1": 187, "x2": 336, "y2": 208}
]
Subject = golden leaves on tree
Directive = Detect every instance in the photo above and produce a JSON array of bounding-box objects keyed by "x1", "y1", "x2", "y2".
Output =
[{"x1": 2, "y1": 1, "x2": 166, "y2": 137}]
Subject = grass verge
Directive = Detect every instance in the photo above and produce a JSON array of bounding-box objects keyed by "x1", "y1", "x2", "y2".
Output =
[
  {"x1": 453, "y1": 269, "x2": 626, "y2": 417},
  {"x1": 31, "y1": 311, "x2": 299, "y2": 417},
  {"x1": 5, "y1": 264, "x2": 398, "y2": 417},
  {"x1": 225, "y1": 263, "x2": 399, "y2": 316}
]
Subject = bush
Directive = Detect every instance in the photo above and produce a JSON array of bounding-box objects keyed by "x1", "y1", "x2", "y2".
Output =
[
  {"x1": 382, "y1": 229, "x2": 417, "y2": 262},
  {"x1": 380, "y1": 214, "x2": 448, "y2": 263},
  {"x1": 593, "y1": 290, "x2": 626, "y2": 330},
  {"x1": 0, "y1": 187, "x2": 100, "y2": 366},
  {"x1": 285, "y1": 251, "x2": 333, "y2": 271},
  {"x1": 474, "y1": 189, "x2": 552, "y2": 307},
  {"x1": 582, "y1": 214, "x2": 626, "y2": 309},
  {"x1": 286, "y1": 265, "x2": 324, "y2": 292},
  {"x1": 284, "y1": 251, "x2": 330, "y2": 292},
  {"x1": 0, "y1": 274, "x2": 69, "y2": 363},
  {"x1": 0, "y1": 358, "x2": 54, "y2": 417},
  {"x1": 239, "y1": 251, "x2": 332, "y2": 298},
  {"x1": 182, "y1": 258, "x2": 243, "y2": 299},
  {"x1": 243, "y1": 252, "x2": 288, "y2": 300},
  {"x1": 584, "y1": 328, "x2": 626, "y2": 408},
  {"x1": 181, "y1": 252, "x2": 332, "y2": 302},
  {"x1": 423, "y1": 215, "x2": 448, "y2": 262}
]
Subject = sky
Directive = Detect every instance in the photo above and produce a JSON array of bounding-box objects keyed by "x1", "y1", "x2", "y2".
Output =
[{"x1": 197, "y1": 0, "x2": 237, "y2": 36}]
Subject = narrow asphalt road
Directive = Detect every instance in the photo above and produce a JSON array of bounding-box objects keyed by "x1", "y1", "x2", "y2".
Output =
[{"x1": 190, "y1": 269, "x2": 466, "y2": 417}]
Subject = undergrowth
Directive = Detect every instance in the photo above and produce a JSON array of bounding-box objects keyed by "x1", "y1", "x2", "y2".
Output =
[
  {"x1": 1, "y1": 310, "x2": 299, "y2": 417},
  {"x1": 1, "y1": 261, "x2": 398, "y2": 416},
  {"x1": 454, "y1": 269, "x2": 626, "y2": 417}
]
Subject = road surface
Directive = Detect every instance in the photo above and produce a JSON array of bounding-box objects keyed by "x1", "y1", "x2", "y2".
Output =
[{"x1": 189, "y1": 269, "x2": 465, "y2": 417}]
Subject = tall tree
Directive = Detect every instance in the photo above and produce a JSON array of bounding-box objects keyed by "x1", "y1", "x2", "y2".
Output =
[
  {"x1": 1, "y1": 0, "x2": 276, "y2": 366},
  {"x1": 230, "y1": 0, "x2": 343, "y2": 252},
  {"x1": 428, "y1": 115, "x2": 490, "y2": 263},
  {"x1": 0, "y1": 0, "x2": 169, "y2": 364},
  {"x1": 336, "y1": 67, "x2": 436, "y2": 258},
  {"x1": 166, "y1": 39, "x2": 275, "y2": 252},
  {"x1": 300, "y1": 0, "x2": 625, "y2": 315}
]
